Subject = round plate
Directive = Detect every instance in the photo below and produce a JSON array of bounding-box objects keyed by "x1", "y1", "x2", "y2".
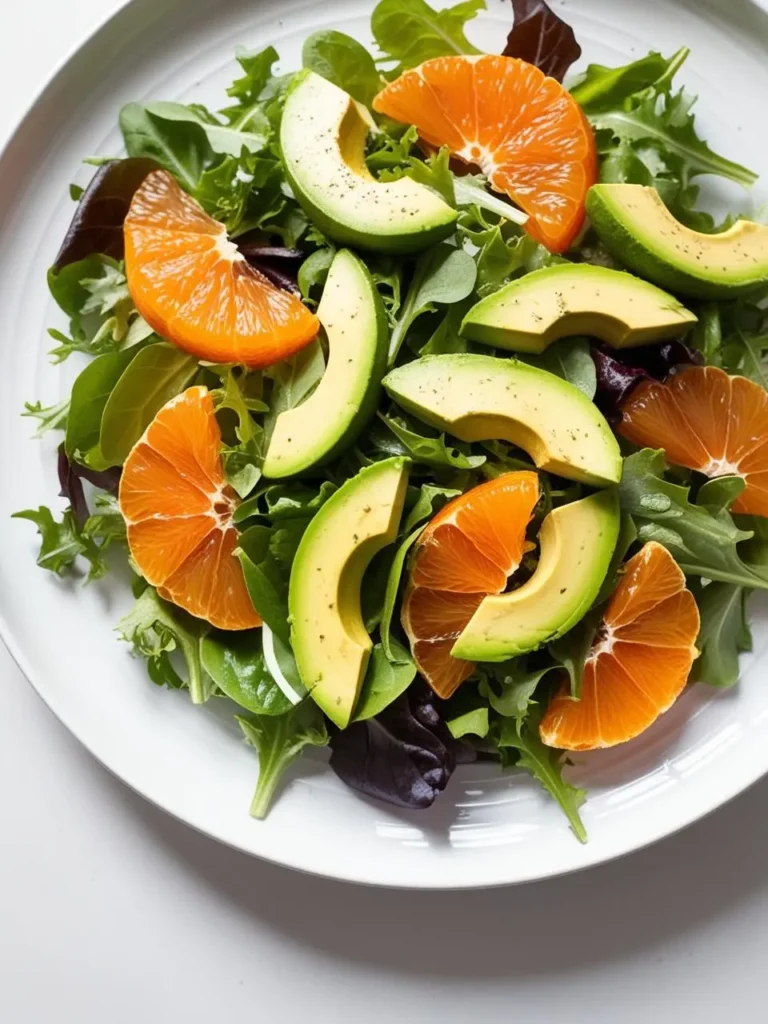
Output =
[{"x1": 1, "y1": 0, "x2": 768, "y2": 889}]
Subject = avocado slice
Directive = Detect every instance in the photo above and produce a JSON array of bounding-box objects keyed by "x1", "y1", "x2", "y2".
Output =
[
  {"x1": 460, "y1": 264, "x2": 697, "y2": 353},
  {"x1": 587, "y1": 184, "x2": 768, "y2": 299},
  {"x1": 288, "y1": 457, "x2": 409, "y2": 728},
  {"x1": 452, "y1": 490, "x2": 620, "y2": 662},
  {"x1": 263, "y1": 250, "x2": 387, "y2": 478},
  {"x1": 280, "y1": 70, "x2": 457, "y2": 254},
  {"x1": 383, "y1": 354, "x2": 621, "y2": 486}
]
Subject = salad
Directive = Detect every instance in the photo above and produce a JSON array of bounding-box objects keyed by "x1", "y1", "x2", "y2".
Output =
[{"x1": 16, "y1": 0, "x2": 768, "y2": 843}]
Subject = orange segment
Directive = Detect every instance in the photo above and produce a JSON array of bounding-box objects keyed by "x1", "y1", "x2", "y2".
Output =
[
  {"x1": 373, "y1": 55, "x2": 598, "y2": 253},
  {"x1": 119, "y1": 386, "x2": 261, "y2": 631},
  {"x1": 402, "y1": 472, "x2": 540, "y2": 698},
  {"x1": 124, "y1": 170, "x2": 319, "y2": 367},
  {"x1": 540, "y1": 542, "x2": 699, "y2": 750},
  {"x1": 619, "y1": 366, "x2": 768, "y2": 516}
]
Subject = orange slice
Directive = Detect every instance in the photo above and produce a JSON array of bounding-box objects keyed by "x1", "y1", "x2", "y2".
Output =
[
  {"x1": 540, "y1": 542, "x2": 699, "y2": 750},
  {"x1": 124, "y1": 169, "x2": 319, "y2": 367},
  {"x1": 402, "y1": 472, "x2": 540, "y2": 698},
  {"x1": 373, "y1": 55, "x2": 598, "y2": 253},
  {"x1": 619, "y1": 365, "x2": 768, "y2": 516},
  {"x1": 119, "y1": 385, "x2": 261, "y2": 631}
]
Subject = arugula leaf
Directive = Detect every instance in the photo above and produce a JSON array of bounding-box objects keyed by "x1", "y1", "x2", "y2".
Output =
[
  {"x1": 448, "y1": 707, "x2": 489, "y2": 739},
  {"x1": 96, "y1": 344, "x2": 198, "y2": 468},
  {"x1": 379, "y1": 528, "x2": 422, "y2": 659},
  {"x1": 619, "y1": 449, "x2": 768, "y2": 589},
  {"x1": 404, "y1": 483, "x2": 462, "y2": 532},
  {"x1": 264, "y1": 340, "x2": 325, "y2": 440},
  {"x1": 13, "y1": 505, "x2": 109, "y2": 581},
  {"x1": 194, "y1": 150, "x2": 288, "y2": 237},
  {"x1": 200, "y1": 629, "x2": 293, "y2": 714},
  {"x1": 117, "y1": 588, "x2": 213, "y2": 703},
  {"x1": 502, "y1": 0, "x2": 581, "y2": 83},
  {"x1": 238, "y1": 703, "x2": 328, "y2": 818},
  {"x1": 388, "y1": 244, "x2": 477, "y2": 364},
  {"x1": 22, "y1": 398, "x2": 70, "y2": 437},
  {"x1": 372, "y1": 0, "x2": 484, "y2": 74},
  {"x1": 53, "y1": 158, "x2": 160, "y2": 271},
  {"x1": 572, "y1": 48, "x2": 689, "y2": 113},
  {"x1": 594, "y1": 512, "x2": 638, "y2": 605},
  {"x1": 302, "y1": 30, "x2": 382, "y2": 107},
  {"x1": 696, "y1": 476, "x2": 746, "y2": 516},
  {"x1": 119, "y1": 103, "x2": 215, "y2": 190},
  {"x1": 498, "y1": 710, "x2": 587, "y2": 841},
  {"x1": 376, "y1": 412, "x2": 486, "y2": 470},
  {"x1": 354, "y1": 640, "x2": 417, "y2": 721},
  {"x1": 549, "y1": 607, "x2": 602, "y2": 698},
  {"x1": 145, "y1": 101, "x2": 268, "y2": 157},
  {"x1": 220, "y1": 46, "x2": 286, "y2": 130},
  {"x1": 479, "y1": 658, "x2": 555, "y2": 724},
  {"x1": 522, "y1": 338, "x2": 597, "y2": 399},
  {"x1": 690, "y1": 581, "x2": 752, "y2": 689},
  {"x1": 214, "y1": 368, "x2": 268, "y2": 498}
]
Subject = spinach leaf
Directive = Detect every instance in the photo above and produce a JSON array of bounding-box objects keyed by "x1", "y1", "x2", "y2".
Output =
[
  {"x1": 376, "y1": 413, "x2": 486, "y2": 470},
  {"x1": 371, "y1": 0, "x2": 484, "y2": 73},
  {"x1": 447, "y1": 707, "x2": 489, "y2": 739},
  {"x1": 200, "y1": 629, "x2": 293, "y2": 714},
  {"x1": 145, "y1": 101, "x2": 268, "y2": 157},
  {"x1": 619, "y1": 449, "x2": 768, "y2": 589},
  {"x1": 379, "y1": 527, "x2": 422, "y2": 659},
  {"x1": 571, "y1": 48, "x2": 688, "y2": 113},
  {"x1": 696, "y1": 476, "x2": 746, "y2": 516},
  {"x1": 502, "y1": 0, "x2": 581, "y2": 83},
  {"x1": 13, "y1": 505, "x2": 109, "y2": 581},
  {"x1": 497, "y1": 709, "x2": 587, "y2": 841},
  {"x1": 97, "y1": 344, "x2": 198, "y2": 467},
  {"x1": 389, "y1": 245, "x2": 477, "y2": 364},
  {"x1": 119, "y1": 103, "x2": 215, "y2": 191},
  {"x1": 238, "y1": 703, "x2": 328, "y2": 818},
  {"x1": 354, "y1": 640, "x2": 417, "y2": 721},
  {"x1": 549, "y1": 607, "x2": 602, "y2": 698},
  {"x1": 264, "y1": 340, "x2": 325, "y2": 439},
  {"x1": 117, "y1": 588, "x2": 213, "y2": 704},
  {"x1": 522, "y1": 338, "x2": 596, "y2": 399},
  {"x1": 237, "y1": 525, "x2": 292, "y2": 646},
  {"x1": 298, "y1": 247, "x2": 335, "y2": 303},
  {"x1": 690, "y1": 581, "x2": 752, "y2": 689},
  {"x1": 65, "y1": 343, "x2": 147, "y2": 464},
  {"x1": 54, "y1": 157, "x2": 160, "y2": 271},
  {"x1": 22, "y1": 399, "x2": 70, "y2": 437},
  {"x1": 302, "y1": 30, "x2": 382, "y2": 107}
]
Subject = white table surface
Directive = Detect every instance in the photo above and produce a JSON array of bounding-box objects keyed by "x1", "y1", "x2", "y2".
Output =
[{"x1": 2, "y1": 3, "x2": 768, "y2": 1021}]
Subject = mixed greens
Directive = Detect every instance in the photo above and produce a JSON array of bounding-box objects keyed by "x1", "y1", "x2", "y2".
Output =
[{"x1": 16, "y1": 0, "x2": 768, "y2": 841}]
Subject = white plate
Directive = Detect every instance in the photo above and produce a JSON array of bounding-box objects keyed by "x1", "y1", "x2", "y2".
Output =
[{"x1": 2, "y1": 0, "x2": 768, "y2": 889}]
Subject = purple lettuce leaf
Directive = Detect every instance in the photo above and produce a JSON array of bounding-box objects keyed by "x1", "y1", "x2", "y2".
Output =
[
  {"x1": 54, "y1": 157, "x2": 161, "y2": 272},
  {"x1": 593, "y1": 341, "x2": 703, "y2": 421},
  {"x1": 235, "y1": 233, "x2": 303, "y2": 295},
  {"x1": 329, "y1": 682, "x2": 473, "y2": 810},
  {"x1": 58, "y1": 445, "x2": 121, "y2": 528},
  {"x1": 502, "y1": 0, "x2": 582, "y2": 83}
]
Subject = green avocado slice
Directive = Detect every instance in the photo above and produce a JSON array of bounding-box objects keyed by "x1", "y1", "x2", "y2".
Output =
[
  {"x1": 452, "y1": 490, "x2": 620, "y2": 662},
  {"x1": 460, "y1": 264, "x2": 697, "y2": 353},
  {"x1": 280, "y1": 70, "x2": 457, "y2": 254},
  {"x1": 263, "y1": 250, "x2": 387, "y2": 478},
  {"x1": 587, "y1": 184, "x2": 768, "y2": 299},
  {"x1": 383, "y1": 354, "x2": 622, "y2": 487},
  {"x1": 288, "y1": 457, "x2": 409, "y2": 728}
]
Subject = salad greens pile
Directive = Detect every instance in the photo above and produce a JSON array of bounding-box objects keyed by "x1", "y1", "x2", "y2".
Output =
[{"x1": 15, "y1": 0, "x2": 768, "y2": 840}]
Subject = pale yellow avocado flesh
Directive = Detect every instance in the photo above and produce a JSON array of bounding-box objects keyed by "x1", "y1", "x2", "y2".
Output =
[
  {"x1": 460, "y1": 263, "x2": 697, "y2": 353},
  {"x1": 452, "y1": 490, "x2": 620, "y2": 662},
  {"x1": 288, "y1": 457, "x2": 409, "y2": 728},
  {"x1": 383, "y1": 354, "x2": 622, "y2": 487},
  {"x1": 262, "y1": 249, "x2": 387, "y2": 478},
  {"x1": 280, "y1": 71, "x2": 457, "y2": 253}
]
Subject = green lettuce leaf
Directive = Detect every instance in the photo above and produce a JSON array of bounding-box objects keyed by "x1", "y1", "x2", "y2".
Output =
[{"x1": 302, "y1": 30, "x2": 382, "y2": 106}]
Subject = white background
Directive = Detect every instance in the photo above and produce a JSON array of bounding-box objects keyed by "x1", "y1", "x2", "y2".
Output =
[{"x1": 2, "y1": 2, "x2": 768, "y2": 1021}]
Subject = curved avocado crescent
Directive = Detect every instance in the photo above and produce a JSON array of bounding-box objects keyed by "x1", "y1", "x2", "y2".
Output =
[
  {"x1": 383, "y1": 354, "x2": 622, "y2": 487},
  {"x1": 452, "y1": 490, "x2": 621, "y2": 662},
  {"x1": 288, "y1": 457, "x2": 410, "y2": 729},
  {"x1": 280, "y1": 70, "x2": 457, "y2": 254},
  {"x1": 460, "y1": 263, "x2": 697, "y2": 353},
  {"x1": 587, "y1": 184, "x2": 768, "y2": 300},
  {"x1": 263, "y1": 249, "x2": 388, "y2": 478}
]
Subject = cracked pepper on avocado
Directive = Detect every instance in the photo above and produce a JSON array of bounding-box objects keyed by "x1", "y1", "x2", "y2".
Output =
[{"x1": 16, "y1": 0, "x2": 768, "y2": 841}]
